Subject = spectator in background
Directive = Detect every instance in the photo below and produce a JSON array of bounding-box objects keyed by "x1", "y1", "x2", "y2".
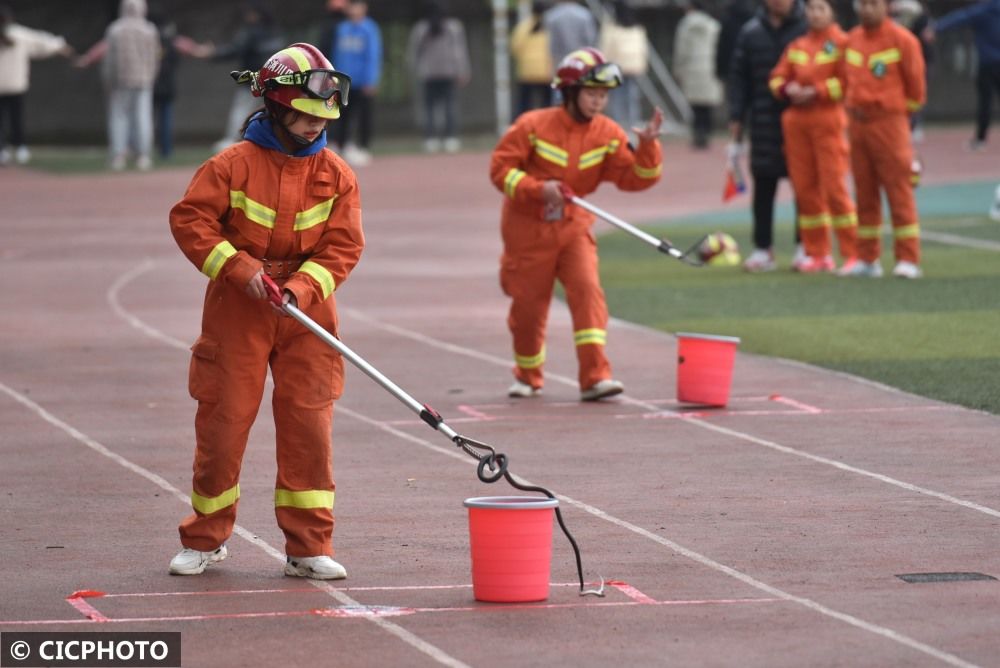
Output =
[
  {"x1": 318, "y1": 0, "x2": 348, "y2": 60},
  {"x1": 599, "y1": 0, "x2": 649, "y2": 132},
  {"x1": 716, "y1": 0, "x2": 758, "y2": 82},
  {"x1": 210, "y1": 2, "x2": 283, "y2": 152},
  {"x1": 927, "y1": 0, "x2": 1000, "y2": 151},
  {"x1": 76, "y1": 0, "x2": 160, "y2": 171},
  {"x1": 149, "y1": 14, "x2": 212, "y2": 160},
  {"x1": 890, "y1": 0, "x2": 933, "y2": 142},
  {"x1": 0, "y1": 4, "x2": 73, "y2": 165},
  {"x1": 510, "y1": 1, "x2": 553, "y2": 116},
  {"x1": 406, "y1": 1, "x2": 471, "y2": 153},
  {"x1": 672, "y1": 0, "x2": 723, "y2": 149},
  {"x1": 543, "y1": 0, "x2": 597, "y2": 65},
  {"x1": 727, "y1": 0, "x2": 807, "y2": 272},
  {"x1": 332, "y1": 0, "x2": 381, "y2": 167}
]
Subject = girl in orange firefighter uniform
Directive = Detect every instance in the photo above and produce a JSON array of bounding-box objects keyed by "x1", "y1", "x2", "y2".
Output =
[
  {"x1": 769, "y1": 0, "x2": 858, "y2": 274},
  {"x1": 168, "y1": 43, "x2": 364, "y2": 579},
  {"x1": 489, "y1": 47, "x2": 663, "y2": 401},
  {"x1": 841, "y1": 0, "x2": 925, "y2": 278}
]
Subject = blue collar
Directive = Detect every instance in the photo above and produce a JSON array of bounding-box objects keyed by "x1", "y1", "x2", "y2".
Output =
[{"x1": 242, "y1": 112, "x2": 327, "y2": 157}]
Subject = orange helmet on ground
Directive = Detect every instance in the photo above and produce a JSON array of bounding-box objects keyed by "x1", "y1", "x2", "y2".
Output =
[
  {"x1": 232, "y1": 42, "x2": 350, "y2": 120},
  {"x1": 551, "y1": 47, "x2": 623, "y2": 90}
]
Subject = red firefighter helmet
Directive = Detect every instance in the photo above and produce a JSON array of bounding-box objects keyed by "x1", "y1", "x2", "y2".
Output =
[
  {"x1": 236, "y1": 42, "x2": 351, "y2": 120},
  {"x1": 551, "y1": 47, "x2": 623, "y2": 90}
]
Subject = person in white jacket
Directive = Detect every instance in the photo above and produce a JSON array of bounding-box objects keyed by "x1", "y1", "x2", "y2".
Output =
[
  {"x1": 0, "y1": 4, "x2": 73, "y2": 165},
  {"x1": 599, "y1": 0, "x2": 649, "y2": 131},
  {"x1": 672, "y1": 0, "x2": 723, "y2": 149}
]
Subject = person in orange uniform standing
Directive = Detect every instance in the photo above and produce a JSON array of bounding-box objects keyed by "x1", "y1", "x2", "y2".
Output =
[
  {"x1": 168, "y1": 43, "x2": 364, "y2": 579},
  {"x1": 769, "y1": 0, "x2": 858, "y2": 274},
  {"x1": 842, "y1": 0, "x2": 925, "y2": 278},
  {"x1": 489, "y1": 47, "x2": 663, "y2": 401}
]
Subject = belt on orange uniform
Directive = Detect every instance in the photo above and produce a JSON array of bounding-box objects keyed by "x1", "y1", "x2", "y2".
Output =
[{"x1": 260, "y1": 258, "x2": 302, "y2": 279}]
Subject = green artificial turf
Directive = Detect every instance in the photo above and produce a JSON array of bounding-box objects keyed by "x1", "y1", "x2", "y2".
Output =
[{"x1": 597, "y1": 198, "x2": 1000, "y2": 414}]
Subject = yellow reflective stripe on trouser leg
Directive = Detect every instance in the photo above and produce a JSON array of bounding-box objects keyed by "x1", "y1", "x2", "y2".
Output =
[
  {"x1": 574, "y1": 328, "x2": 607, "y2": 346},
  {"x1": 275, "y1": 489, "x2": 335, "y2": 509},
  {"x1": 894, "y1": 223, "x2": 920, "y2": 240},
  {"x1": 857, "y1": 226, "x2": 882, "y2": 239},
  {"x1": 831, "y1": 213, "x2": 858, "y2": 228},
  {"x1": 514, "y1": 346, "x2": 545, "y2": 369},
  {"x1": 191, "y1": 483, "x2": 240, "y2": 515},
  {"x1": 201, "y1": 240, "x2": 238, "y2": 280},
  {"x1": 299, "y1": 260, "x2": 335, "y2": 299}
]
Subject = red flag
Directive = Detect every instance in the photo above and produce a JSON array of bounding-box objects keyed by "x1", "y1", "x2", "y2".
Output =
[{"x1": 722, "y1": 155, "x2": 747, "y2": 202}]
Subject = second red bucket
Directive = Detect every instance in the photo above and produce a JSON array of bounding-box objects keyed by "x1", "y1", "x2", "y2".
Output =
[
  {"x1": 463, "y1": 496, "x2": 558, "y2": 603},
  {"x1": 676, "y1": 332, "x2": 741, "y2": 407}
]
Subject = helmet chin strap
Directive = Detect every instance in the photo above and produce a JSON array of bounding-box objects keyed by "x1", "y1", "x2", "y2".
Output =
[{"x1": 266, "y1": 102, "x2": 320, "y2": 149}]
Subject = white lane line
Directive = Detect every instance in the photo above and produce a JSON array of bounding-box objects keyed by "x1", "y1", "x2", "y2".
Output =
[
  {"x1": 105, "y1": 261, "x2": 980, "y2": 667},
  {"x1": 920, "y1": 230, "x2": 1000, "y2": 252}
]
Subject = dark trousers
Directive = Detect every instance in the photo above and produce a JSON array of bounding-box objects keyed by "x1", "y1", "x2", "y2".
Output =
[
  {"x1": 423, "y1": 78, "x2": 456, "y2": 139},
  {"x1": 691, "y1": 105, "x2": 714, "y2": 148},
  {"x1": 332, "y1": 91, "x2": 374, "y2": 149},
  {"x1": 0, "y1": 94, "x2": 26, "y2": 147},
  {"x1": 516, "y1": 83, "x2": 551, "y2": 117},
  {"x1": 975, "y1": 61, "x2": 1000, "y2": 142},
  {"x1": 751, "y1": 172, "x2": 800, "y2": 250},
  {"x1": 154, "y1": 94, "x2": 174, "y2": 158}
]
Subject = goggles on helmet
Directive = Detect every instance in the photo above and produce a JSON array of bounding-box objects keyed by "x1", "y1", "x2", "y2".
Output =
[
  {"x1": 267, "y1": 69, "x2": 351, "y2": 105},
  {"x1": 584, "y1": 62, "x2": 624, "y2": 87}
]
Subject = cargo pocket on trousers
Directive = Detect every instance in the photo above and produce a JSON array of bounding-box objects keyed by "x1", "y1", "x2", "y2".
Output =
[
  {"x1": 188, "y1": 336, "x2": 221, "y2": 402},
  {"x1": 499, "y1": 256, "x2": 518, "y2": 298}
]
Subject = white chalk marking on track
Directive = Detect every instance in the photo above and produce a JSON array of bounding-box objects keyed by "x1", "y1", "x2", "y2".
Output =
[{"x1": 103, "y1": 260, "x2": 980, "y2": 667}]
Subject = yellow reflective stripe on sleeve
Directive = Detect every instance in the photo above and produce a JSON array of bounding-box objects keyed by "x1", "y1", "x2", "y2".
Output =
[
  {"x1": 845, "y1": 49, "x2": 863, "y2": 67},
  {"x1": 191, "y1": 483, "x2": 240, "y2": 515},
  {"x1": 633, "y1": 163, "x2": 662, "y2": 179},
  {"x1": 504, "y1": 168, "x2": 526, "y2": 198},
  {"x1": 299, "y1": 260, "x2": 335, "y2": 299},
  {"x1": 201, "y1": 240, "x2": 238, "y2": 280},
  {"x1": 769, "y1": 76, "x2": 785, "y2": 93},
  {"x1": 530, "y1": 135, "x2": 569, "y2": 167},
  {"x1": 798, "y1": 213, "x2": 832, "y2": 229},
  {"x1": 831, "y1": 213, "x2": 858, "y2": 228},
  {"x1": 857, "y1": 226, "x2": 882, "y2": 239},
  {"x1": 826, "y1": 77, "x2": 843, "y2": 101},
  {"x1": 894, "y1": 223, "x2": 920, "y2": 240},
  {"x1": 274, "y1": 488, "x2": 335, "y2": 509},
  {"x1": 787, "y1": 49, "x2": 809, "y2": 65},
  {"x1": 574, "y1": 328, "x2": 607, "y2": 346},
  {"x1": 294, "y1": 195, "x2": 338, "y2": 232},
  {"x1": 230, "y1": 190, "x2": 277, "y2": 229},
  {"x1": 814, "y1": 49, "x2": 841, "y2": 65},
  {"x1": 869, "y1": 48, "x2": 900, "y2": 66},
  {"x1": 906, "y1": 99, "x2": 922, "y2": 112},
  {"x1": 514, "y1": 346, "x2": 545, "y2": 369}
]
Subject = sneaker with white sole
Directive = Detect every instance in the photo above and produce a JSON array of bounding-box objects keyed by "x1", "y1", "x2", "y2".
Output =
[
  {"x1": 743, "y1": 248, "x2": 776, "y2": 273},
  {"x1": 795, "y1": 255, "x2": 835, "y2": 273},
  {"x1": 284, "y1": 555, "x2": 347, "y2": 580},
  {"x1": 891, "y1": 260, "x2": 922, "y2": 279},
  {"x1": 839, "y1": 259, "x2": 883, "y2": 278},
  {"x1": 14, "y1": 146, "x2": 30, "y2": 164},
  {"x1": 580, "y1": 379, "x2": 624, "y2": 402},
  {"x1": 790, "y1": 244, "x2": 808, "y2": 271},
  {"x1": 169, "y1": 545, "x2": 228, "y2": 575},
  {"x1": 508, "y1": 380, "x2": 541, "y2": 398}
]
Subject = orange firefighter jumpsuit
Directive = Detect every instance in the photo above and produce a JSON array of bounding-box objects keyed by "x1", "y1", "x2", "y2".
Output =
[
  {"x1": 770, "y1": 24, "x2": 857, "y2": 263},
  {"x1": 843, "y1": 19, "x2": 925, "y2": 265},
  {"x1": 169, "y1": 143, "x2": 364, "y2": 558},
  {"x1": 489, "y1": 107, "x2": 662, "y2": 390}
]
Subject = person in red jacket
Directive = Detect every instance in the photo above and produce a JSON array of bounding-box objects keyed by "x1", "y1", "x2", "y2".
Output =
[
  {"x1": 167, "y1": 43, "x2": 364, "y2": 579},
  {"x1": 769, "y1": 0, "x2": 858, "y2": 274},
  {"x1": 842, "y1": 0, "x2": 926, "y2": 278},
  {"x1": 489, "y1": 47, "x2": 663, "y2": 401}
]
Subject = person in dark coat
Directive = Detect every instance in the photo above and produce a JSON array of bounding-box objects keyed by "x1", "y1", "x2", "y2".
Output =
[
  {"x1": 716, "y1": 0, "x2": 758, "y2": 81},
  {"x1": 727, "y1": 0, "x2": 807, "y2": 271}
]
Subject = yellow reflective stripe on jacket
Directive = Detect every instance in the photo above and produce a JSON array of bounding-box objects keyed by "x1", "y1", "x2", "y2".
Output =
[
  {"x1": 845, "y1": 49, "x2": 863, "y2": 67},
  {"x1": 633, "y1": 163, "x2": 662, "y2": 179},
  {"x1": 294, "y1": 196, "x2": 338, "y2": 232},
  {"x1": 906, "y1": 99, "x2": 922, "y2": 112},
  {"x1": 857, "y1": 226, "x2": 882, "y2": 239},
  {"x1": 826, "y1": 77, "x2": 843, "y2": 101},
  {"x1": 274, "y1": 488, "x2": 335, "y2": 509},
  {"x1": 514, "y1": 346, "x2": 545, "y2": 369},
  {"x1": 299, "y1": 260, "x2": 335, "y2": 299},
  {"x1": 191, "y1": 483, "x2": 240, "y2": 515},
  {"x1": 814, "y1": 49, "x2": 841, "y2": 65},
  {"x1": 787, "y1": 49, "x2": 809, "y2": 65},
  {"x1": 894, "y1": 223, "x2": 920, "y2": 239},
  {"x1": 869, "y1": 48, "x2": 901, "y2": 66},
  {"x1": 578, "y1": 140, "x2": 620, "y2": 170},
  {"x1": 769, "y1": 76, "x2": 785, "y2": 94},
  {"x1": 798, "y1": 213, "x2": 831, "y2": 229},
  {"x1": 831, "y1": 212, "x2": 858, "y2": 228},
  {"x1": 201, "y1": 240, "x2": 238, "y2": 280},
  {"x1": 230, "y1": 190, "x2": 277, "y2": 229},
  {"x1": 504, "y1": 168, "x2": 526, "y2": 198},
  {"x1": 574, "y1": 328, "x2": 607, "y2": 346},
  {"x1": 530, "y1": 135, "x2": 569, "y2": 167}
]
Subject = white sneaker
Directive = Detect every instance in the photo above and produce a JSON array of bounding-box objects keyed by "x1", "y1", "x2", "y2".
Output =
[
  {"x1": 0, "y1": 147, "x2": 10, "y2": 165},
  {"x1": 423, "y1": 138, "x2": 441, "y2": 153},
  {"x1": 284, "y1": 555, "x2": 347, "y2": 580},
  {"x1": 443, "y1": 137, "x2": 461, "y2": 153},
  {"x1": 580, "y1": 379, "x2": 624, "y2": 402},
  {"x1": 791, "y1": 243, "x2": 807, "y2": 270},
  {"x1": 840, "y1": 259, "x2": 883, "y2": 278},
  {"x1": 508, "y1": 380, "x2": 541, "y2": 398},
  {"x1": 743, "y1": 248, "x2": 776, "y2": 273},
  {"x1": 891, "y1": 260, "x2": 922, "y2": 279},
  {"x1": 169, "y1": 545, "x2": 228, "y2": 575},
  {"x1": 14, "y1": 146, "x2": 30, "y2": 164},
  {"x1": 110, "y1": 154, "x2": 126, "y2": 171},
  {"x1": 136, "y1": 154, "x2": 152, "y2": 171}
]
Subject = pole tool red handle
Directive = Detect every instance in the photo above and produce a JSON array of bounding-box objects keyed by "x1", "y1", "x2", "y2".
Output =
[{"x1": 260, "y1": 273, "x2": 285, "y2": 308}]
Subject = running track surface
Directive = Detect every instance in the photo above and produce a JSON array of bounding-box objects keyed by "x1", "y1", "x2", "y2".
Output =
[{"x1": 2, "y1": 129, "x2": 999, "y2": 667}]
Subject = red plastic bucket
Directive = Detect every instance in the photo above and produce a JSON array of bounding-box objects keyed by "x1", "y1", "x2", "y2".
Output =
[
  {"x1": 676, "y1": 332, "x2": 741, "y2": 407},
  {"x1": 463, "y1": 496, "x2": 558, "y2": 603}
]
